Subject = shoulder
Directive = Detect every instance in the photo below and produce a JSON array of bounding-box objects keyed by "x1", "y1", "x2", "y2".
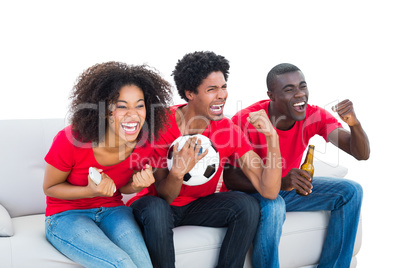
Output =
[
  {"x1": 153, "y1": 104, "x2": 182, "y2": 143},
  {"x1": 215, "y1": 116, "x2": 233, "y2": 127},
  {"x1": 306, "y1": 104, "x2": 325, "y2": 114},
  {"x1": 211, "y1": 116, "x2": 243, "y2": 134},
  {"x1": 45, "y1": 125, "x2": 91, "y2": 170},
  {"x1": 51, "y1": 125, "x2": 74, "y2": 147},
  {"x1": 305, "y1": 104, "x2": 339, "y2": 123},
  {"x1": 211, "y1": 117, "x2": 250, "y2": 141},
  {"x1": 57, "y1": 125, "x2": 92, "y2": 149},
  {"x1": 303, "y1": 104, "x2": 343, "y2": 139}
]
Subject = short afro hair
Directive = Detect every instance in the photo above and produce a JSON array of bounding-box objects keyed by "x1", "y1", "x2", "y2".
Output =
[
  {"x1": 69, "y1": 61, "x2": 172, "y2": 144},
  {"x1": 172, "y1": 51, "x2": 230, "y2": 101},
  {"x1": 266, "y1": 63, "x2": 301, "y2": 92}
]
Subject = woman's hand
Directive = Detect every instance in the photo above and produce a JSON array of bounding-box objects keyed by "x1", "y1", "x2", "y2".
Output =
[
  {"x1": 87, "y1": 168, "x2": 116, "y2": 197},
  {"x1": 131, "y1": 164, "x2": 155, "y2": 192}
]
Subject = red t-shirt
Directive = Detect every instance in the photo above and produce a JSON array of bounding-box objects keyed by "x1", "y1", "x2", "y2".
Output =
[
  {"x1": 229, "y1": 99, "x2": 342, "y2": 178},
  {"x1": 126, "y1": 104, "x2": 253, "y2": 207},
  {"x1": 44, "y1": 125, "x2": 152, "y2": 216}
]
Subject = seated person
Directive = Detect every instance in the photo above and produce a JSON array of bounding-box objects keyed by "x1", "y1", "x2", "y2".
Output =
[
  {"x1": 43, "y1": 62, "x2": 171, "y2": 267},
  {"x1": 224, "y1": 63, "x2": 370, "y2": 268},
  {"x1": 127, "y1": 51, "x2": 282, "y2": 268}
]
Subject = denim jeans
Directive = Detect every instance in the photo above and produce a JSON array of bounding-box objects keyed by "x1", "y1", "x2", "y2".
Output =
[
  {"x1": 45, "y1": 206, "x2": 152, "y2": 268},
  {"x1": 130, "y1": 191, "x2": 260, "y2": 268},
  {"x1": 251, "y1": 177, "x2": 363, "y2": 268}
]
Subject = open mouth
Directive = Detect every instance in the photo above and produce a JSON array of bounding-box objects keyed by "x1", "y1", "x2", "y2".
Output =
[
  {"x1": 293, "y1": 101, "x2": 306, "y2": 113},
  {"x1": 210, "y1": 103, "x2": 224, "y2": 114},
  {"x1": 121, "y1": 122, "x2": 139, "y2": 134}
]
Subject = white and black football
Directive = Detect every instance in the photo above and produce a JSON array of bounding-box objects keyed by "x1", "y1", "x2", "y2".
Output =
[{"x1": 167, "y1": 134, "x2": 220, "y2": 186}]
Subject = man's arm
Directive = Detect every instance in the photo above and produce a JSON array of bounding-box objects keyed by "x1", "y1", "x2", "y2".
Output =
[
  {"x1": 328, "y1": 99, "x2": 370, "y2": 160},
  {"x1": 223, "y1": 164, "x2": 257, "y2": 193},
  {"x1": 225, "y1": 110, "x2": 282, "y2": 199}
]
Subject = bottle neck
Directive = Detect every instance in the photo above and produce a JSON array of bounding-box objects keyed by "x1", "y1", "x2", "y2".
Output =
[{"x1": 305, "y1": 146, "x2": 315, "y2": 163}]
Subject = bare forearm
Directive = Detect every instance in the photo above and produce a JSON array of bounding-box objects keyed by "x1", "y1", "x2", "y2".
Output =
[
  {"x1": 258, "y1": 136, "x2": 282, "y2": 198},
  {"x1": 119, "y1": 182, "x2": 145, "y2": 194},
  {"x1": 224, "y1": 136, "x2": 282, "y2": 199},
  {"x1": 223, "y1": 164, "x2": 258, "y2": 193},
  {"x1": 350, "y1": 122, "x2": 370, "y2": 160},
  {"x1": 155, "y1": 173, "x2": 183, "y2": 204},
  {"x1": 44, "y1": 182, "x2": 94, "y2": 200}
]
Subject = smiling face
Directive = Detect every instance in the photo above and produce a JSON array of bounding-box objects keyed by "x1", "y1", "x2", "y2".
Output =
[
  {"x1": 267, "y1": 70, "x2": 309, "y2": 130},
  {"x1": 107, "y1": 84, "x2": 146, "y2": 146},
  {"x1": 186, "y1": 71, "x2": 228, "y2": 122}
]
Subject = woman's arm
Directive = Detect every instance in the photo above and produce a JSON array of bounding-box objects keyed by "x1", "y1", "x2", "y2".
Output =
[{"x1": 43, "y1": 164, "x2": 115, "y2": 199}]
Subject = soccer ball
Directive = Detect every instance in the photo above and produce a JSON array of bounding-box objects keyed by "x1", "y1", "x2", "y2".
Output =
[{"x1": 167, "y1": 134, "x2": 220, "y2": 186}]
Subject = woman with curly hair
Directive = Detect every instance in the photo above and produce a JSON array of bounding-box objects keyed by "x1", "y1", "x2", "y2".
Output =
[{"x1": 43, "y1": 61, "x2": 172, "y2": 267}]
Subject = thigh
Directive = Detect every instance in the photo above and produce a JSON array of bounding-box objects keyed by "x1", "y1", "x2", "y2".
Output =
[
  {"x1": 45, "y1": 209, "x2": 135, "y2": 267},
  {"x1": 130, "y1": 196, "x2": 176, "y2": 267},
  {"x1": 250, "y1": 192, "x2": 286, "y2": 222},
  {"x1": 281, "y1": 177, "x2": 360, "y2": 212},
  {"x1": 177, "y1": 191, "x2": 259, "y2": 227},
  {"x1": 99, "y1": 206, "x2": 152, "y2": 267},
  {"x1": 99, "y1": 206, "x2": 143, "y2": 243},
  {"x1": 131, "y1": 195, "x2": 174, "y2": 229}
]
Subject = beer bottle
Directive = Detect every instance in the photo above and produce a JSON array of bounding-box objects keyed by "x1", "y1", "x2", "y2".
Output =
[{"x1": 297, "y1": 145, "x2": 315, "y2": 196}]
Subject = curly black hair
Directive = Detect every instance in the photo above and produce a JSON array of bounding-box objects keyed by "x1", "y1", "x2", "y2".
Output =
[
  {"x1": 266, "y1": 63, "x2": 301, "y2": 92},
  {"x1": 69, "y1": 61, "x2": 172, "y2": 144},
  {"x1": 172, "y1": 51, "x2": 230, "y2": 101}
]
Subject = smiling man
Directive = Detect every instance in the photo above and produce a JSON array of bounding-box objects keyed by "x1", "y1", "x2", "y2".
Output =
[
  {"x1": 127, "y1": 51, "x2": 282, "y2": 268},
  {"x1": 223, "y1": 63, "x2": 370, "y2": 268}
]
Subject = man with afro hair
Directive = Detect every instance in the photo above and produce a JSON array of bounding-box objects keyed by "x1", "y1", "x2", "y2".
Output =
[{"x1": 127, "y1": 51, "x2": 282, "y2": 268}]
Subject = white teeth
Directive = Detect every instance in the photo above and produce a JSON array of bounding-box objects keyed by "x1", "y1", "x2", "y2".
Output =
[
  {"x1": 293, "y1": 102, "x2": 305, "y2": 107},
  {"x1": 211, "y1": 104, "x2": 224, "y2": 111},
  {"x1": 122, "y1": 122, "x2": 138, "y2": 130},
  {"x1": 122, "y1": 123, "x2": 138, "y2": 128}
]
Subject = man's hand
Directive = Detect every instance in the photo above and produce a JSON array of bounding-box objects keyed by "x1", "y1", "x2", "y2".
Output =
[
  {"x1": 169, "y1": 136, "x2": 208, "y2": 180},
  {"x1": 332, "y1": 99, "x2": 359, "y2": 127},
  {"x1": 247, "y1": 109, "x2": 277, "y2": 138},
  {"x1": 281, "y1": 168, "x2": 313, "y2": 196}
]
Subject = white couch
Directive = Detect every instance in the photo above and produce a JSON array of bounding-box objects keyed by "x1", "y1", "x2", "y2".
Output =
[{"x1": 0, "y1": 118, "x2": 362, "y2": 268}]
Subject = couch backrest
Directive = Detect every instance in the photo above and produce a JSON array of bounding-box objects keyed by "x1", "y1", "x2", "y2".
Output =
[
  {"x1": 0, "y1": 118, "x2": 348, "y2": 219},
  {"x1": 0, "y1": 119, "x2": 67, "y2": 218}
]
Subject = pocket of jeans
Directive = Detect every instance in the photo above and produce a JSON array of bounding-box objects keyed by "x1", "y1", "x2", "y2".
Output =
[{"x1": 45, "y1": 216, "x2": 57, "y2": 234}]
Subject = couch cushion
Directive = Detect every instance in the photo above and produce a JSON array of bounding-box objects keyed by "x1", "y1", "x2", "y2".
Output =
[
  {"x1": 173, "y1": 225, "x2": 254, "y2": 267},
  {"x1": 0, "y1": 204, "x2": 14, "y2": 237},
  {"x1": 1, "y1": 212, "x2": 360, "y2": 268},
  {"x1": 5, "y1": 214, "x2": 248, "y2": 268},
  {"x1": 173, "y1": 225, "x2": 227, "y2": 268},
  {"x1": 8, "y1": 214, "x2": 82, "y2": 267},
  {"x1": 279, "y1": 211, "x2": 330, "y2": 268}
]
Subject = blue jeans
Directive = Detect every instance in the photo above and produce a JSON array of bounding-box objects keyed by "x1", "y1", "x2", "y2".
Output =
[
  {"x1": 45, "y1": 206, "x2": 152, "y2": 268},
  {"x1": 130, "y1": 191, "x2": 260, "y2": 268},
  {"x1": 251, "y1": 177, "x2": 363, "y2": 268}
]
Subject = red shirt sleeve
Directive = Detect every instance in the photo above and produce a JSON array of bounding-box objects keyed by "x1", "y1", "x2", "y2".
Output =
[
  {"x1": 304, "y1": 105, "x2": 343, "y2": 142},
  {"x1": 44, "y1": 127, "x2": 75, "y2": 172}
]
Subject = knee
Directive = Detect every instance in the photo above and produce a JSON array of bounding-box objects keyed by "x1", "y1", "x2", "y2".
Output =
[
  {"x1": 349, "y1": 180, "x2": 363, "y2": 206},
  {"x1": 232, "y1": 192, "x2": 260, "y2": 223},
  {"x1": 342, "y1": 180, "x2": 363, "y2": 203},
  {"x1": 131, "y1": 196, "x2": 171, "y2": 224},
  {"x1": 258, "y1": 195, "x2": 286, "y2": 221},
  {"x1": 329, "y1": 179, "x2": 363, "y2": 212}
]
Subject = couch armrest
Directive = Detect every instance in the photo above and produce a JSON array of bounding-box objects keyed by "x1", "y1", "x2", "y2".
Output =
[{"x1": 0, "y1": 204, "x2": 14, "y2": 236}]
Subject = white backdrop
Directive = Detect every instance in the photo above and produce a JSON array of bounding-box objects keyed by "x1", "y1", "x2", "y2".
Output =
[{"x1": 1, "y1": 1, "x2": 401, "y2": 266}]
